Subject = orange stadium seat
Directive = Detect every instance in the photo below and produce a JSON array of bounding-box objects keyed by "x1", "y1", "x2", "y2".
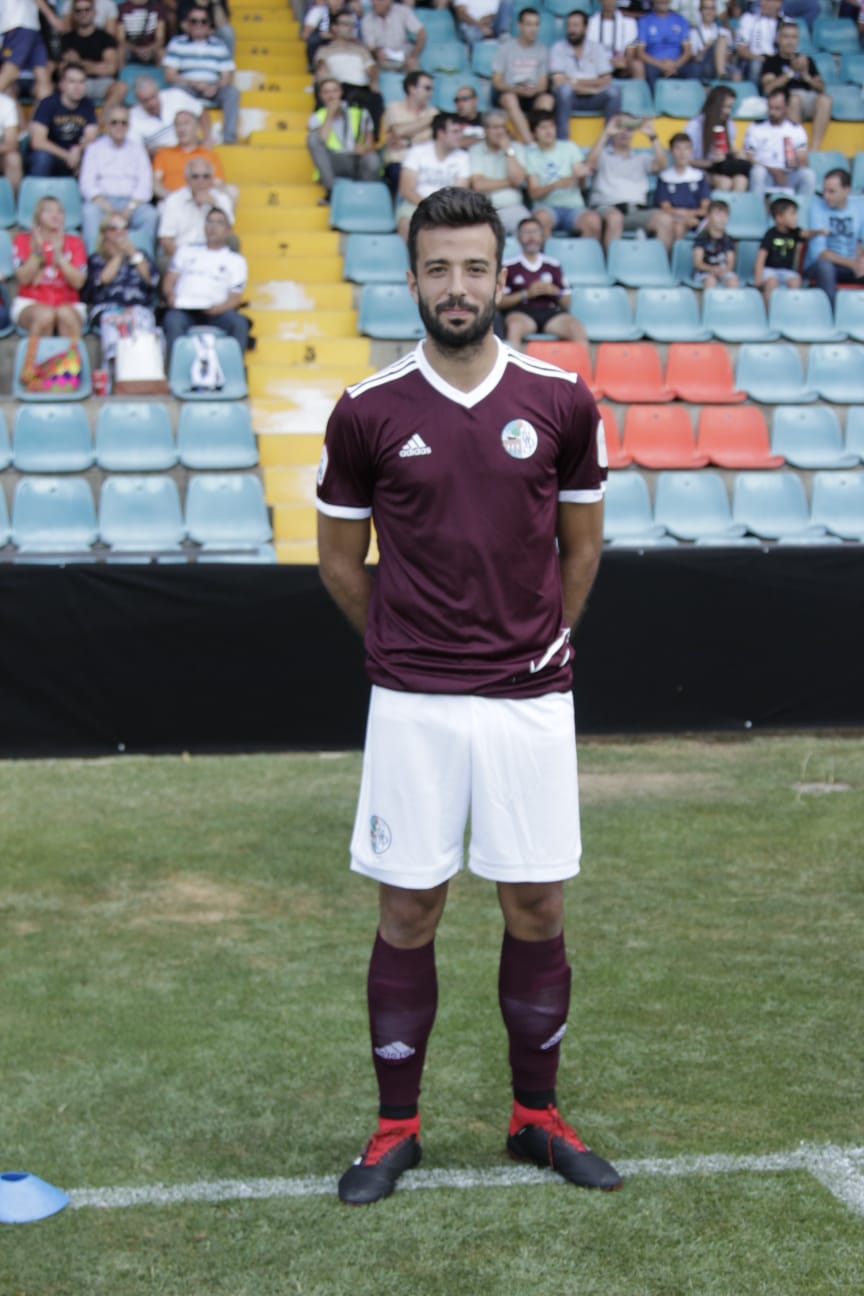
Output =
[
  {"x1": 696, "y1": 407, "x2": 784, "y2": 470},
  {"x1": 597, "y1": 404, "x2": 632, "y2": 469},
  {"x1": 622, "y1": 406, "x2": 710, "y2": 470},
  {"x1": 665, "y1": 342, "x2": 747, "y2": 404},
  {"x1": 523, "y1": 340, "x2": 596, "y2": 394},
  {"x1": 593, "y1": 343, "x2": 673, "y2": 403}
]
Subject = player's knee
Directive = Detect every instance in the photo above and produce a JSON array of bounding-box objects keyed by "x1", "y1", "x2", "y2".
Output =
[{"x1": 379, "y1": 882, "x2": 447, "y2": 947}]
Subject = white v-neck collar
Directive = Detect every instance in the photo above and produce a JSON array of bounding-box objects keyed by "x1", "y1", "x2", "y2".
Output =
[{"x1": 415, "y1": 337, "x2": 510, "y2": 410}]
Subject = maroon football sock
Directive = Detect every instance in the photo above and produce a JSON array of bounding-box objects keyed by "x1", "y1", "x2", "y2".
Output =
[
  {"x1": 498, "y1": 929, "x2": 571, "y2": 1097},
  {"x1": 367, "y1": 932, "x2": 437, "y2": 1117}
]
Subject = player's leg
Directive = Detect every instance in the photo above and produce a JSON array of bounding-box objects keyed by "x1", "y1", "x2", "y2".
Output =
[
  {"x1": 339, "y1": 688, "x2": 470, "y2": 1205},
  {"x1": 470, "y1": 692, "x2": 622, "y2": 1192}
]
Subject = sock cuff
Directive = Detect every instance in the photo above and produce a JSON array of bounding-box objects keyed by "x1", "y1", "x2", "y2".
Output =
[{"x1": 372, "y1": 931, "x2": 436, "y2": 975}]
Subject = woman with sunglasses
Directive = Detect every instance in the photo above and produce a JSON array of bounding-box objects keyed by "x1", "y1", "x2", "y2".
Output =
[{"x1": 85, "y1": 213, "x2": 159, "y2": 370}]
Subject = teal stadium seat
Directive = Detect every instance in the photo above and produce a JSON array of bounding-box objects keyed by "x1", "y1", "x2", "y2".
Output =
[
  {"x1": 185, "y1": 473, "x2": 273, "y2": 548},
  {"x1": 702, "y1": 288, "x2": 780, "y2": 342},
  {"x1": 168, "y1": 336, "x2": 248, "y2": 400},
  {"x1": 0, "y1": 227, "x2": 13, "y2": 277},
  {"x1": 735, "y1": 343, "x2": 817, "y2": 402},
  {"x1": 119, "y1": 61, "x2": 166, "y2": 105},
  {"x1": 16, "y1": 177, "x2": 83, "y2": 230},
  {"x1": 13, "y1": 336, "x2": 92, "y2": 401},
  {"x1": 826, "y1": 85, "x2": 864, "y2": 121},
  {"x1": 378, "y1": 71, "x2": 404, "y2": 105},
  {"x1": 843, "y1": 405, "x2": 864, "y2": 457},
  {"x1": 618, "y1": 78, "x2": 655, "y2": 119},
  {"x1": 0, "y1": 484, "x2": 8, "y2": 546},
  {"x1": 99, "y1": 476, "x2": 185, "y2": 552},
  {"x1": 471, "y1": 40, "x2": 498, "y2": 79},
  {"x1": 343, "y1": 232, "x2": 409, "y2": 284},
  {"x1": 358, "y1": 283, "x2": 424, "y2": 339},
  {"x1": 633, "y1": 286, "x2": 711, "y2": 342},
  {"x1": 568, "y1": 286, "x2": 642, "y2": 341},
  {"x1": 813, "y1": 17, "x2": 860, "y2": 54},
  {"x1": 768, "y1": 286, "x2": 846, "y2": 341},
  {"x1": 734, "y1": 239, "x2": 761, "y2": 285},
  {"x1": 177, "y1": 402, "x2": 258, "y2": 469},
  {"x1": 0, "y1": 177, "x2": 16, "y2": 227},
  {"x1": 653, "y1": 78, "x2": 705, "y2": 119},
  {"x1": 834, "y1": 290, "x2": 864, "y2": 341},
  {"x1": 809, "y1": 150, "x2": 850, "y2": 190},
  {"x1": 419, "y1": 40, "x2": 469, "y2": 76},
  {"x1": 546, "y1": 236, "x2": 611, "y2": 286},
  {"x1": 732, "y1": 471, "x2": 827, "y2": 540},
  {"x1": 840, "y1": 52, "x2": 864, "y2": 84},
  {"x1": 770, "y1": 405, "x2": 860, "y2": 468},
  {"x1": 329, "y1": 180, "x2": 395, "y2": 233},
  {"x1": 95, "y1": 402, "x2": 177, "y2": 471},
  {"x1": 12, "y1": 404, "x2": 93, "y2": 472},
  {"x1": 0, "y1": 408, "x2": 10, "y2": 469},
  {"x1": 709, "y1": 190, "x2": 768, "y2": 240},
  {"x1": 805, "y1": 342, "x2": 864, "y2": 402},
  {"x1": 602, "y1": 471, "x2": 669, "y2": 545},
  {"x1": 810, "y1": 471, "x2": 864, "y2": 539},
  {"x1": 11, "y1": 477, "x2": 98, "y2": 553},
  {"x1": 607, "y1": 239, "x2": 675, "y2": 287},
  {"x1": 813, "y1": 52, "x2": 839, "y2": 85},
  {"x1": 653, "y1": 471, "x2": 747, "y2": 542},
  {"x1": 418, "y1": 9, "x2": 456, "y2": 41}
]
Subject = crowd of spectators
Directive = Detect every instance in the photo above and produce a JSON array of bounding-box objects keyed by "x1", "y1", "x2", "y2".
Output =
[{"x1": 0, "y1": 0, "x2": 249, "y2": 381}]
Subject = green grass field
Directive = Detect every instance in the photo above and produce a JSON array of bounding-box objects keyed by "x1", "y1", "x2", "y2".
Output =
[{"x1": 1, "y1": 737, "x2": 862, "y2": 1296}]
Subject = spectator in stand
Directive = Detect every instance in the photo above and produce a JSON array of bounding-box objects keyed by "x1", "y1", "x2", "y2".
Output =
[
  {"x1": 805, "y1": 168, "x2": 864, "y2": 305},
  {"x1": 12, "y1": 194, "x2": 88, "y2": 337},
  {"x1": 692, "y1": 196, "x2": 738, "y2": 286},
  {"x1": 452, "y1": 84, "x2": 485, "y2": 144},
  {"x1": 743, "y1": 86, "x2": 815, "y2": 199},
  {"x1": 152, "y1": 107, "x2": 234, "y2": 201},
  {"x1": 116, "y1": 0, "x2": 168, "y2": 69},
  {"x1": 396, "y1": 112, "x2": 470, "y2": 239},
  {"x1": 0, "y1": 0, "x2": 61, "y2": 100},
  {"x1": 779, "y1": 0, "x2": 819, "y2": 37},
  {"x1": 653, "y1": 131, "x2": 711, "y2": 241},
  {"x1": 491, "y1": 7, "x2": 552, "y2": 147},
  {"x1": 28, "y1": 63, "x2": 98, "y2": 178},
  {"x1": 315, "y1": 8, "x2": 384, "y2": 139},
  {"x1": 524, "y1": 109, "x2": 601, "y2": 241},
  {"x1": 753, "y1": 194, "x2": 824, "y2": 303},
  {"x1": 734, "y1": 0, "x2": 782, "y2": 84},
  {"x1": 586, "y1": 0, "x2": 644, "y2": 82},
  {"x1": 549, "y1": 9, "x2": 621, "y2": 141},
  {"x1": 685, "y1": 84, "x2": 751, "y2": 191},
  {"x1": 303, "y1": 0, "x2": 361, "y2": 71},
  {"x1": 382, "y1": 69, "x2": 436, "y2": 196},
  {"x1": 79, "y1": 105, "x2": 156, "y2": 252},
  {"x1": 161, "y1": 205, "x2": 249, "y2": 357},
  {"x1": 173, "y1": 0, "x2": 235, "y2": 54},
  {"x1": 760, "y1": 21, "x2": 831, "y2": 152},
  {"x1": 307, "y1": 76, "x2": 381, "y2": 206},
  {"x1": 158, "y1": 156, "x2": 233, "y2": 261},
  {"x1": 636, "y1": 0, "x2": 695, "y2": 90},
  {"x1": 468, "y1": 110, "x2": 530, "y2": 235},
  {"x1": 162, "y1": 5, "x2": 239, "y2": 144},
  {"x1": 499, "y1": 215, "x2": 587, "y2": 348},
  {"x1": 129, "y1": 75, "x2": 211, "y2": 152},
  {"x1": 85, "y1": 210, "x2": 159, "y2": 368},
  {"x1": 58, "y1": 0, "x2": 126, "y2": 109},
  {"x1": 0, "y1": 90, "x2": 22, "y2": 193},
  {"x1": 360, "y1": 0, "x2": 426, "y2": 75},
  {"x1": 56, "y1": 0, "x2": 119, "y2": 36},
  {"x1": 453, "y1": 0, "x2": 512, "y2": 52},
  {"x1": 584, "y1": 113, "x2": 673, "y2": 250},
  {"x1": 686, "y1": 0, "x2": 732, "y2": 81}
]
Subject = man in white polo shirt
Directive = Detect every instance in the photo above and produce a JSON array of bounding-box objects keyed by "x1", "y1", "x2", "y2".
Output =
[
  {"x1": 161, "y1": 205, "x2": 248, "y2": 357},
  {"x1": 396, "y1": 112, "x2": 470, "y2": 239},
  {"x1": 743, "y1": 86, "x2": 816, "y2": 199},
  {"x1": 158, "y1": 156, "x2": 233, "y2": 261},
  {"x1": 129, "y1": 75, "x2": 210, "y2": 152}
]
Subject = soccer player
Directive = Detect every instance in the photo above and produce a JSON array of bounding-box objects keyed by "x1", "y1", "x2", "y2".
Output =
[{"x1": 317, "y1": 187, "x2": 622, "y2": 1206}]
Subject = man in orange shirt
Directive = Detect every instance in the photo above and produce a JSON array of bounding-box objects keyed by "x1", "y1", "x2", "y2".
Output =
[{"x1": 151, "y1": 108, "x2": 236, "y2": 202}]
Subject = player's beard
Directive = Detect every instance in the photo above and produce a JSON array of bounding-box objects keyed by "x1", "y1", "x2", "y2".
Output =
[{"x1": 417, "y1": 290, "x2": 498, "y2": 352}]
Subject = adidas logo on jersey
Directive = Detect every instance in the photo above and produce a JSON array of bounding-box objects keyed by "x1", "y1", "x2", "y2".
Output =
[
  {"x1": 374, "y1": 1041, "x2": 416, "y2": 1061},
  {"x1": 399, "y1": 434, "x2": 432, "y2": 458}
]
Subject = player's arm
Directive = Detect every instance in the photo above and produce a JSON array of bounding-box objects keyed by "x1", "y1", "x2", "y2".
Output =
[
  {"x1": 318, "y1": 513, "x2": 374, "y2": 636},
  {"x1": 557, "y1": 500, "x2": 604, "y2": 630}
]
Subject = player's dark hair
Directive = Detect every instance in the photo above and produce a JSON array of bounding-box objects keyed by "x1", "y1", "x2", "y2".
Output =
[
  {"x1": 669, "y1": 132, "x2": 691, "y2": 149},
  {"x1": 769, "y1": 196, "x2": 797, "y2": 220},
  {"x1": 824, "y1": 167, "x2": 851, "y2": 189},
  {"x1": 407, "y1": 188, "x2": 506, "y2": 275}
]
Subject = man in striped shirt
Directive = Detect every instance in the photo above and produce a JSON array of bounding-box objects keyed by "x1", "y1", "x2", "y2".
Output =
[{"x1": 162, "y1": 5, "x2": 239, "y2": 143}]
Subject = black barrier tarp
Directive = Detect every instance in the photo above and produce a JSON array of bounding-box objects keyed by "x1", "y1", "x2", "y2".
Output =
[{"x1": 0, "y1": 548, "x2": 861, "y2": 755}]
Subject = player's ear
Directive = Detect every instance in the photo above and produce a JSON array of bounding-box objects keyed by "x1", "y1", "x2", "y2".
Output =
[
  {"x1": 406, "y1": 269, "x2": 418, "y2": 302},
  {"x1": 495, "y1": 266, "x2": 507, "y2": 303}
]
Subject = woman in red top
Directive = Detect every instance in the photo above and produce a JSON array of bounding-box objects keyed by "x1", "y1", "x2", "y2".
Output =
[{"x1": 12, "y1": 195, "x2": 88, "y2": 338}]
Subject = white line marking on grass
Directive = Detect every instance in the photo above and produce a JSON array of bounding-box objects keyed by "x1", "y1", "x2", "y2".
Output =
[{"x1": 66, "y1": 1145, "x2": 864, "y2": 1217}]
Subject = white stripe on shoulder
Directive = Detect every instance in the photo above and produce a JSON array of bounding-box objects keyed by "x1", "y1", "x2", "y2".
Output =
[
  {"x1": 559, "y1": 486, "x2": 605, "y2": 503},
  {"x1": 507, "y1": 350, "x2": 579, "y2": 383},
  {"x1": 347, "y1": 350, "x2": 419, "y2": 399},
  {"x1": 316, "y1": 499, "x2": 373, "y2": 519}
]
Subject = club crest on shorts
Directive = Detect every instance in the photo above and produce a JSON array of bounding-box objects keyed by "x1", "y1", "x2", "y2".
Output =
[
  {"x1": 370, "y1": 815, "x2": 392, "y2": 855},
  {"x1": 501, "y1": 418, "x2": 538, "y2": 460}
]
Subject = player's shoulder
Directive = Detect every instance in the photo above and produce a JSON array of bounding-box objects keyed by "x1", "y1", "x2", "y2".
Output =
[
  {"x1": 504, "y1": 346, "x2": 582, "y2": 391},
  {"x1": 345, "y1": 348, "x2": 421, "y2": 402}
]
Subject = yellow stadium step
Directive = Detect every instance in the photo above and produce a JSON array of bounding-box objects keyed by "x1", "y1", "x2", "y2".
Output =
[
  {"x1": 235, "y1": 206, "x2": 330, "y2": 235},
  {"x1": 245, "y1": 253, "x2": 344, "y2": 282},
  {"x1": 239, "y1": 108, "x2": 308, "y2": 138},
  {"x1": 246, "y1": 280, "x2": 352, "y2": 311},
  {"x1": 236, "y1": 43, "x2": 308, "y2": 69},
  {"x1": 240, "y1": 229, "x2": 339, "y2": 256},
  {"x1": 248, "y1": 363, "x2": 373, "y2": 399},
  {"x1": 234, "y1": 12, "x2": 298, "y2": 36},
  {"x1": 216, "y1": 146, "x2": 311, "y2": 184},
  {"x1": 250, "y1": 375, "x2": 346, "y2": 432},
  {"x1": 264, "y1": 464, "x2": 318, "y2": 504},
  {"x1": 232, "y1": 0, "x2": 291, "y2": 10},
  {"x1": 253, "y1": 337, "x2": 369, "y2": 368},
  {"x1": 239, "y1": 93, "x2": 309, "y2": 114},
  {"x1": 274, "y1": 503, "x2": 317, "y2": 542},
  {"x1": 235, "y1": 182, "x2": 319, "y2": 207},
  {"x1": 243, "y1": 77, "x2": 313, "y2": 96},
  {"x1": 247, "y1": 309, "x2": 357, "y2": 339},
  {"x1": 276, "y1": 539, "x2": 319, "y2": 564},
  {"x1": 248, "y1": 130, "x2": 321, "y2": 148},
  {"x1": 257, "y1": 432, "x2": 324, "y2": 465}
]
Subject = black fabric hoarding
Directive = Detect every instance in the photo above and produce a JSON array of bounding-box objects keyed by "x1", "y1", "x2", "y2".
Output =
[{"x1": 0, "y1": 548, "x2": 861, "y2": 756}]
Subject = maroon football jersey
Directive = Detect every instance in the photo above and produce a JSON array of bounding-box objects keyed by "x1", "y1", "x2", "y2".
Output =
[
  {"x1": 504, "y1": 255, "x2": 566, "y2": 306},
  {"x1": 317, "y1": 340, "x2": 606, "y2": 698}
]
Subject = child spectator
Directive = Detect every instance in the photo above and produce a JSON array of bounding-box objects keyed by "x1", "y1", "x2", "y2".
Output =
[
  {"x1": 752, "y1": 194, "x2": 825, "y2": 303},
  {"x1": 654, "y1": 131, "x2": 711, "y2": 241},
  {"x1": 12, "y1": 195, "x2": 88, "y2": 337},
  {"x1": 692, "y1": 197, "x2": 738, "y2": 286}
]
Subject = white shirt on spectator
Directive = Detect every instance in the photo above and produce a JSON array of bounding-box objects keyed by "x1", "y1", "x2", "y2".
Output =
[
  {"x1": 169, "y1": 241, "x2": 247, "y2": 310},
  {"x1": 401, "y1": 139, "x2": 470, "y2": 198},
  {"x1": 743, "y1": 116, "x2": 808, "y2": 167},
  {"x1": 586, "y1": 10, "x2": 639, "y2": 57},
  {"x1": 0, "y1": 90, "x2": 18, "y2": 131},
  {"x1": 129, "y1": 87, "x2": 206, "y2": 151},
  {"x1": 736, "y1": 12, "x2": 780, "y2": 55},
  {"x1": 158, "y1": 184, "x2": 234, "y2": 246}
]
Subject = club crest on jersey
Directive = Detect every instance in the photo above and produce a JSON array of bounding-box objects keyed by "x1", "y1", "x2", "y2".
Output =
[
  {"x1": 317, "y1": 444, "x2": 328, "y2": 486},
  {"x1": 370, "y1": 815, "x2": 392, "y2": 854},
  {"x1": 501, "y1": 418, "x2": 538, "y2": 460}
]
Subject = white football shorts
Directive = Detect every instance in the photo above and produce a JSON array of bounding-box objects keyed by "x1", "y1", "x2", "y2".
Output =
[{"x1": 349, "y1": 685, "x2": 583, "y2": 889}]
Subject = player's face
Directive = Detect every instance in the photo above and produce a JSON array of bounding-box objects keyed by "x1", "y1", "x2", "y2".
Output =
[{"x1": 408, "y1": 224, "x2": 505, "y2": 351}]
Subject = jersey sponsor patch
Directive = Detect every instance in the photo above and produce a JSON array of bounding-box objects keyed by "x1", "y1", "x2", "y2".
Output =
[{"x1": 501, "y1": 418, "x2": 538, "y2": 460}]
